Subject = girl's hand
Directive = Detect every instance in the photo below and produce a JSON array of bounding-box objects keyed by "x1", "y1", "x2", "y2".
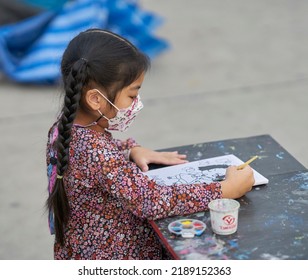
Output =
[
  {"x1": 220, "y1": 165, "x2": 255, "y2": 198},
  {"x1": 129, "y1": 146, "x2": 188, "y2": 172}
]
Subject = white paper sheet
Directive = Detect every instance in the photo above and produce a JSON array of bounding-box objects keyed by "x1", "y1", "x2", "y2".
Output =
[{"x1": 144, "y1": 154, "x2": 269, "y2": 186}]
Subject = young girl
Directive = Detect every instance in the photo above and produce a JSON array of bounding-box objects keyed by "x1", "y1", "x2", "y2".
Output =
[{"x1": 46, "y1": 28, "x2": 254, "y2": 260}]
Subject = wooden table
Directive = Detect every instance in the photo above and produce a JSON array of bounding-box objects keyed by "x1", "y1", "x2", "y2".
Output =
[{"x1": 149, "y1": 134, "x2": 308, "y2": 260}]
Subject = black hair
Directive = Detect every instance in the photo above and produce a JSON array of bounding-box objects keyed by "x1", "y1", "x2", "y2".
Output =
[{"x1": 47, "y1": 29, "x2": 150, "y2": 245}]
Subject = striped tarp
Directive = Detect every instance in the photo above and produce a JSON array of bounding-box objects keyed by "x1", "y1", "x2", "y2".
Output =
[{"x1": 0, "y1": 0, "x2": 168, "y2": 84}]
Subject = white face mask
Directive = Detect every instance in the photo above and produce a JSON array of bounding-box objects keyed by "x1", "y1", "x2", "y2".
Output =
[{"x1": 95, "y1": 89, "x2": 143, "y2": 132}]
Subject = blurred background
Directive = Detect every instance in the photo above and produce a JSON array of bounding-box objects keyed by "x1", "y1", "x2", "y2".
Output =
[{"x1": 1, "y1": 0, "x2": 308, "y2": 259}]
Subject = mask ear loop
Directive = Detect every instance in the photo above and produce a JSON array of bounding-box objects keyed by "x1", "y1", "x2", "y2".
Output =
[
  {"x1": 76, "y1": 110, "x2": 108, "y2": 128},
  {"x1": 95, "y1": 110, "x2": 104, "y2": 123},
  {"x1": 94, "y1": 89, "x2": 120, "y2": 111},
  {"x1": 97, "y1": 109, "x2": 110, "y2": 121}
]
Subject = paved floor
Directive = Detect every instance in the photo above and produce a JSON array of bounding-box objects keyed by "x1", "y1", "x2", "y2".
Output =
[{"x1": 1, "y1": 0, "x2": 308, "y2": 259}]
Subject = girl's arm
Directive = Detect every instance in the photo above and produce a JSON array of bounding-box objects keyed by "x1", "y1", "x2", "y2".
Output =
[{"x1": 98, "y1": 152, "x2": 222, "y2": 221}]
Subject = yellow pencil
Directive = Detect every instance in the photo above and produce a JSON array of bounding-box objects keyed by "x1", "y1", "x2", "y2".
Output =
[{"x1": 237, "y1": 155, "x2": 258, "y2": 170}]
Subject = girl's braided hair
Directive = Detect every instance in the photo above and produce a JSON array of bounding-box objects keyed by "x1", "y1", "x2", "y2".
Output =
[{"x1": 47, "y1": 29, "x2": 150, "y2": 245}]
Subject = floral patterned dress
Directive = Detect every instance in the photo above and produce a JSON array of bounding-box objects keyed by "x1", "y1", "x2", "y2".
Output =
[{"x1": 46, "y1": 124, "x2": 222, "y2": 259}]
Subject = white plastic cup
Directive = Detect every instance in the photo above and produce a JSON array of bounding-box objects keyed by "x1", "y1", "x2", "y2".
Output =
[{"x1": 208, "y1": 198, "x2": 240, "y2": 235}]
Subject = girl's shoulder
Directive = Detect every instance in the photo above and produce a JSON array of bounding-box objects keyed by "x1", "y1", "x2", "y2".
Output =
[
  {"x1": 72, "y1": 125, "x2": 112, "y2": 138},
  {"x1": 70, "y1": 125, "x2": 113, "y2": 149},
  {"x1": 69, "y1": 126, "x2": 125, "y2": 165}
]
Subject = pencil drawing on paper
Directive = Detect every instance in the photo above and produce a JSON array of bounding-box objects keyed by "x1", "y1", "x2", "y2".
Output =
[{"x1": 145, "y1": 154, "x2": 269, "y2": 186}]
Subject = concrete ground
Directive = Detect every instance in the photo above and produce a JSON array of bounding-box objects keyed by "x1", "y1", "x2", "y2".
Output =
[{"x1": 0, "y1": 0, "x2": 307, "y2": 259}]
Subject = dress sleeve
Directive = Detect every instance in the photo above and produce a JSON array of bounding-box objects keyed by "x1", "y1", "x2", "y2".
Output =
[
  {"x1": 113, "y1": 137, "x2": 140, "y2": 151},
  {"x1": 97, "y1": 144, "x2": 222, "y2": 221},
  {"x1": 113, "y1": 137, "x2": 140, "y2": 161}
]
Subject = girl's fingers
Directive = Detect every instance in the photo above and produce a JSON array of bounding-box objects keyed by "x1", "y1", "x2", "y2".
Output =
[{"x1": 165, "y1": 151, "x2": 187, "y2": 159}]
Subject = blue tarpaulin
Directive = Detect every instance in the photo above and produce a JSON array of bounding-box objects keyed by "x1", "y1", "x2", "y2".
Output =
[{"x1": 0, "y1": 0, "x2": 168, "y2": 84}]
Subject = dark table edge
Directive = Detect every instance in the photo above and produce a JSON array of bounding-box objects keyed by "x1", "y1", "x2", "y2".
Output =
[{"x1": 149, "y1": 220, "x2": 179, "y2": 260}]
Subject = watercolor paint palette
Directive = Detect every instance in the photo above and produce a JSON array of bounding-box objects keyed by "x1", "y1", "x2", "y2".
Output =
[{"x1": 168, "y1": 219, "x2": 207, "y2": 238}]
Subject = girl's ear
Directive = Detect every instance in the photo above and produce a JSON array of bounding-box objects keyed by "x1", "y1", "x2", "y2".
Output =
[{"x1": 84, "y1": 89, "x2": 102, "y2": 111}]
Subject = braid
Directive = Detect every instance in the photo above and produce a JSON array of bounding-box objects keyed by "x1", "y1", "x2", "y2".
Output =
[
  {"x1": 47, "y1": 59, "x2": 88, "y2": 245},
  {"x1": 57, "y1": 59, "x2": 87, "y2": 176}
]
